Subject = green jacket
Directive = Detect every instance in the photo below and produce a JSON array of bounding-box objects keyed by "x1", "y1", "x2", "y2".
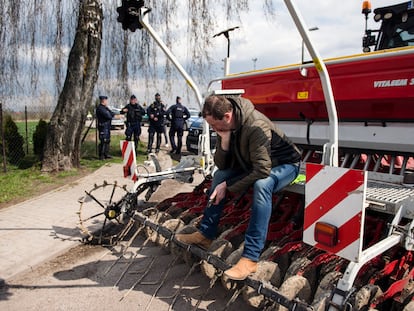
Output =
[{"x1": 214, "y1": 96, "x2": 301, "y2": 193}]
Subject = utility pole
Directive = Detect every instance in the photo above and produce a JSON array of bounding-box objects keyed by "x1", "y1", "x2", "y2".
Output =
[
  {"x1": 252, "y1": 58, "x2": 258, "y2": 70},
  {"x1": 213, "y1": 26, "x2": 239, "y2": 75}
]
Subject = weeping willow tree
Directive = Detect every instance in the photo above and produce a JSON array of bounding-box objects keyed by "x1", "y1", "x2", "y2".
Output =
[
  {"x1": 0, "y1": 0, "x2": 277, "y2": 171},
  {"x1": 41, "y1": 0, "x2": 103, "y2": 172}
]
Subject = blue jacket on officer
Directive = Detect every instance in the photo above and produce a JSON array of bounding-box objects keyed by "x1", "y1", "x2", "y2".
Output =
[
  {"x1": 121, "y1": 95, "x2": 146, "y2": 147},
  {"x1": 146, "y1": 92, "x2": 166, "y2": 153},
  {"x1": 166, "y1": 96, "x2": 190, "y2": 155},
  {"x1": 96, "y1": 95, "x2": 114, "y2": 160}
]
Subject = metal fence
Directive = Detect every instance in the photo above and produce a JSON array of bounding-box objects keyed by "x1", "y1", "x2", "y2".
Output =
[{"x1": 0, "y1": 103, "x2": 53, "y2": 172}]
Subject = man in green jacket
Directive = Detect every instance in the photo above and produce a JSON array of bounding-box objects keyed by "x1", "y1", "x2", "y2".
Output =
[{"x1": 176, "y1": 94, "x2": 301, "y2": 280}]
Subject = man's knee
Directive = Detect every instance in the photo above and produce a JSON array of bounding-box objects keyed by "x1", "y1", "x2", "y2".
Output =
[{"x1": 254, "y1": 177, "x2": 275, "y2": 194}]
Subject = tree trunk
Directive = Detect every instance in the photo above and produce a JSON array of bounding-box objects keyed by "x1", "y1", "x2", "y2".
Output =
[{"x1": 42, "y1": 0, "x2": 102, "y2": 172}]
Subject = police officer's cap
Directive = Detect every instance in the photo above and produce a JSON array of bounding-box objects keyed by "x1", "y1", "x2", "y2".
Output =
[
  {"x1": 99, "y1": 95, "x2": 108, "y2": 100},
  {"x1": 130, "y1": 95, "x2": 137, "y2": 99},
  {"x1": 155, "y1": 93, "x2": 160, "y2": 97}
]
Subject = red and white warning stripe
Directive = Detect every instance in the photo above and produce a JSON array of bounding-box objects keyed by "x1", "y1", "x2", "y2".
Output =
[
  {"x1": 303, "y1": 163, "x2": 367, "y2": 262},
  {"x1": 120, "y1": 140, "x2": 137, "y2": 181}
]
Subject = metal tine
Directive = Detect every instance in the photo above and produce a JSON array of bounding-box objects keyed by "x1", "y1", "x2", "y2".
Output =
[
  {"x1": 103, "y1": 249, "x2": 129, "y2": 276},
  {"x1": 84, "y1": 190, "x2": 106, "y2": 209},
  {"x1": 81, "y1": 211, "x2": 105, "y2": 222},
  {"x1": 113, "y1": 218, "x2": 138, "y2": 246},
  {"x1": 302, "y1": 149, "x2": 312, "y2": 163},
  {"x1": 127, "y1": 267, "x2": 150, "y2": 274},
  {"x1": 119, "y1": 223, "x2": 143, "y2": 254},
  {"x1": 350, "y1": 153, "x2": 360, "y2": 169},
  {"x1": 108, "y1": 182, "x2": 117, "y2": 204},
  {"x1": 389, "y1": 155, "x2": 396, "y2": 174},
  {"x1": 109, "y1": 221, "x2": 140, "y2": 256},
  {"x1": 110, "y1": 218, "x2": 135, "y2": 244},
  {"x1": 341, "y1": 153, "x2": 351, "y2": 168},
  {"x1": 139, "y1": 280, "x2": 162, "y2": 285},
  {"x1": 222, "y1": 285, "x2": 246, "y2": 311},
  {"x1": 119, "y1": 256, "x2": 157, "y2": 302},
  {"x1": 162, "y1": 260, "x2": 201, "y2": 309},
  {"x1": 144, "y1": 255, "x2": 180, "y2": 311},
  {"x1": 191, "y1": 272, "x2": 221, "y2": 311},
  {"x1": 400, "y1": 156, "x2": 409, "y2": 176},
  {"x1": 104, "y1": 233, "x2": 149, "y2": 276},
  {"x1": 96, "y1": 230, "x2": 139, "y2": 266},
  {"x1": 113, "y1": 253, "x2": 140, "y2": 289},
  {"x1": 373, "y1": 154, "x2": 383, "y2": 172},
  {"x1": 363, "y1": 154, "x2": 371, "y2": 171},
  {"x1": 113, "y1": 236, "x2": 152, "y2": 288}
]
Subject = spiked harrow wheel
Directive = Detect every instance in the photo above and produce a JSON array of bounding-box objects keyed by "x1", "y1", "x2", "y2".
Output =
[
  {"x1": 77, "y1": 153, "x2": 171, "y2": 245},
  {"x1": 77, "y1": 181, "x2": 136, "y2": 245}
]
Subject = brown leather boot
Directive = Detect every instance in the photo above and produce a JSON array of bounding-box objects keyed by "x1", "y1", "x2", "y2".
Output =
[
  {"x1": 224, "y1": 257, "x2": 258, "y2": 280},
  {"x1": 175, "y1": 231, "x2": 212, "y2": 250}
]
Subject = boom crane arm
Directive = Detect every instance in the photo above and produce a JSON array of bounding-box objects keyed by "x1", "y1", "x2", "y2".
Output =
[
  {"x1": 136, "y1": 7, "x2": 214, "y2": 174},
  {"x1": 116, "y1": 2, "x2": 214, "y2": 176}
]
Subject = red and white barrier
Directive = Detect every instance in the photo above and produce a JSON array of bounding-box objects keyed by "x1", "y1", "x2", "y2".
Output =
[
  {"x1": 120, "y1": 140, "x2": 137, "y2": 181},
  {"x1": 303, "y1": 163, "x2": 367, "y2": 262}
]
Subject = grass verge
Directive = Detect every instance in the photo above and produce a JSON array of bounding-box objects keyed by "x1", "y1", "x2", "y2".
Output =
[{"x1": 0, "y1": 132, "x2": 148, "y2": 208}]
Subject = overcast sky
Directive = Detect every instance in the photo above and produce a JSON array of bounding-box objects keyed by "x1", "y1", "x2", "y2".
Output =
[{"x1": 215, "y1": 0, "x2": 405, "y2": 73}]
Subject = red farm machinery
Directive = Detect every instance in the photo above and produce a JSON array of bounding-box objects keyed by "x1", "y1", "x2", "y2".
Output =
[{"x1": 78, "y1": 1, "x2": 414, "y2": 310}]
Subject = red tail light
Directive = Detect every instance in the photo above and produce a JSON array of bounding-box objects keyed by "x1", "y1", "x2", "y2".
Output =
[{"x1": 314, "y1": 222, "x2": 338, "y2": 247}]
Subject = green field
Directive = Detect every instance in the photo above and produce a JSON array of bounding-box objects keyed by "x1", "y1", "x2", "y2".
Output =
[{"x1": 15, "y1": 120, "x2": 40, "y2": 155}]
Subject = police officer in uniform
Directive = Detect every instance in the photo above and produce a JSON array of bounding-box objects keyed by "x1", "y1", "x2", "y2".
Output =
[
  {"x1": 166, "y1": 96, "x2": 190, "y2": 155},
  {"x1": 146, "y1": 93, "x2": 166, "y2": 153},
  {"x1": 96, "y1": 95, "x2": 114, "y2": 160},
  {"x1": 121, "y1": 95, "x2": 146, "y2": 149}
]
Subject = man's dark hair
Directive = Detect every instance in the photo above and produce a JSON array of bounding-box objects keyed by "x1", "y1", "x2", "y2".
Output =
[{"x1": 202, "y1": 95, "x2": 233, "y2": 120}]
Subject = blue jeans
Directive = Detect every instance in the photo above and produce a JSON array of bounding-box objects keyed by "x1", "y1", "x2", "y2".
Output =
[{"x1": 199, "y1": 163, "x2": 299, "y2": 261}]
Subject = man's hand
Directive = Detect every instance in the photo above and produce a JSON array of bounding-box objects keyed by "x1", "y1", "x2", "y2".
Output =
[
  {"x1": 216, "y1": 130, "x2": 231, "y2": 151},
  {"x1": 209, "y1": 181, "x2": 227, "y2": 205}
]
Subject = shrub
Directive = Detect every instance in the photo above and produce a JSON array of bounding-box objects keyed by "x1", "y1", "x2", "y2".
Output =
[
  {"x1": 33, "y1": 119, "x2": 48, "y2": 160},
  {"x1": 3, "y1": 115, "x2": 25, "y2": 165}
]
